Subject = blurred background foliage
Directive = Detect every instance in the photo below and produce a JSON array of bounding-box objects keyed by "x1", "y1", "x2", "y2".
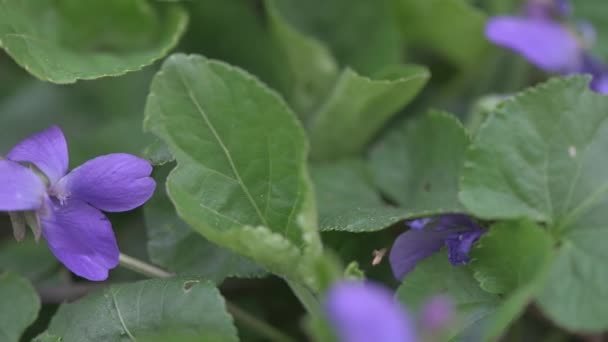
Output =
[{"x1": 1, "y1": 0, "x2": 604, "y2": 340}]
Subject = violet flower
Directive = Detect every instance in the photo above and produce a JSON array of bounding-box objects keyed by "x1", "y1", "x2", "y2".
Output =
[
  {"x1": 389, "y1": 214, "x2": 484, "y2": 280},
  {"x1": 324, "y1": 281, "x2": 418, "y2": 342},
  {"x1": 0, "y1": 126, "x2": 155, "y2": 281},
  {"x1": 323, "y1": 281, "x2": 454, "y2": 342},
  {"x1": 486, "y1": 0, "x2": 608, "y2": 94}
]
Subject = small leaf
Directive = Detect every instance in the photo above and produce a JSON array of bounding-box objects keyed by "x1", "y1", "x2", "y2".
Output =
[
  {"x1": 265, "y1": 0, "x2": 338, "y2": 116},
  {"x1": 370, "y1": 110, "x2": 469, "y2": 213},
  {"x1": 145, "y1": 54, "x2": 322, "y2": 288},
  {"x1": 470, "y1": 220, "x2": 554, "y2": 340},
  {"x1": 396, "y1": 253, "x2": 499, "y2": 341},
  {"x1": 393, "y1": 0, "x2": 488, "y2": 68},
  {"x1": 460, "y1": 76, "x2": 608, "y2": 332},
  {"x1": 145, "y1": 165, "x2": 265, "y2": 282},
  {"x1": 0, "y1": 0, "x2": 187, "y2": 83},
  {"x1": 273, "y1": 0, "x2": 403, "y2": 74},
  {"x1": 37, "y1": 278, "x2": 238, "y2": 342},
  {"x1": 0, "y1": 272, "x2": 40, "y2": 342},
  {"x1": 309, "y1": 66, "x2": 429, "y2": 160},
  {"x1": 183, "y1": 0, "x2": 338, "y2": 117}
]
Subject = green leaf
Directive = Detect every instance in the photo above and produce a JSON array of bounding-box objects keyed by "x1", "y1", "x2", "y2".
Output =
[
  {"x1": 396, "y1": 253, "x2": 499, "y2": 341},
  {"x1": 370, "y1": 110, "x2": 469, "y2": 212},
  {"x1": 144, "y1": 54, "x2": 322, "y2": 288},
  {"x1": 573, "y1": 2, "x2": 608, "y2": 58},
  {"x1": 309, "y1": 65, "x2": 429, "y2": 160},
  {"x1": 145, "y1": 165, "x2": 265, "y2": 282},
  {"x1": 460, "y1": 76, "x2": 608, "y2": 332},
  {"x1": 312, "y1": 159, "x2": 407, "y2": 232},
  {"x1": 183, "y1": 0, "x2": 338, "y2": 117},
  {"x1": 36, "y1": 278, "x2": 238, "y2": 342},
  {"x1": 0, "y1": 272, "x2": 40, "y2": 342},
  {"x1": 265, "y1": 0, "x2": 339, "y2": 117},
  {"x1": 470, "y1": 221, "x2": 554, "y2": 340},
  {"x1": 0, "y1": 63, "x2": 156, "y2": 166},
  {"x1": 273, "y1": 0, "x2": 403, "y2": 74},
  {"x1": 393, "y1": 0, "x2": 488, "y2": 68},
  {"x1": 0, "y1": 0, "x2": 187, "y2": 83},
  {"x1": 0, "y1": 238, "x2": 65, "y2": 284}
]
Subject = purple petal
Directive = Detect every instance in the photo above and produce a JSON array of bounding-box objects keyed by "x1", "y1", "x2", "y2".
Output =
[
  {"x1": 55, "y1": 153, "x2": 155, "y2": 212},
  {"x1": 486, "y1": 17, "x2": 582, "y2": 73},
  {"x1": 435, "y1": 214, "x2": 481, "y2": 231},
  {"x1": 0, "y1": 160, "x2": 45, "y2": 211},
  {"x1": 407, "y1": 217, "x2": 431, "y2": 230},
  {"x1": 7, "y1": 126, "x2": 68, "y2": 185},
  {"x1": 39, "y1": 198, "x2": 119, "y2": 281},
  {"x1": 445, "y1": 228, "x2": 484, "y2": 265},
  {"x1": 389, "y1": 229, "x2": 449, "y2": 280},
  {"x1": 324, "y1": 281, "x2": 417, "y2": 342}
]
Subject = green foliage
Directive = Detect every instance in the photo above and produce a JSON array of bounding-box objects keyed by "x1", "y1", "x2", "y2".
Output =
[
  {"x1": 370, "y1": 110, "x2": 469, "y2": 213},
  {"x1": 393, "y1": 0, "x2": 488, "y2": 68},
  {"x1": 0, "y1": 0, "x2": 187, "y2": 83},
  {"x1": 0, "y1": 272, "x2": 40, "y2": 342},
  {"x1": 312, "y1": 159, "x2": 407, "y2": 232},
  {"x1": 145, "y1": 165, "x2": 264, "y2": 282},
  {"x1": 461, "y1": 76, "x2": 608, "y2": 332},
  {"x1": 309, "y1": 66, "x2": 429, "y2": 160},
  {"x1": 397, "y1": 253, "x2": 499, "y2": 341},
  {"x1": 35, "y1": 278, "x2": 238, "y2": 342},
  {"x1": 145, "y1": 54, "x2": 323, "y2": 288},
  {"x1": 273, "y1": 0, "x2": 402, "y2": 74},
  {"x1": 470, "y1": 220, "x2": 554, "y2": 340}
]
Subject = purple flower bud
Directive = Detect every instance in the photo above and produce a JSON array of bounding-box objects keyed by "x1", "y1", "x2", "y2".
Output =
[{"x1": 324, "y1": 281, "x2": 417, "y2": 342}]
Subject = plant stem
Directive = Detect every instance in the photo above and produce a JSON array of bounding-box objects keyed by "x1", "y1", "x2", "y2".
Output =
[
  {"x1": 118, "y1": 253, "x2": 296, "y2": 342},
  {"x1": 285, "y1": 279, "x2": 321, "y2": 317},
  {"x1": 226, "y1": 302, "x2": 297, "y2": 342},
  {"x1": 118, "y1": 253, "x2": 174, "y2": 278}
]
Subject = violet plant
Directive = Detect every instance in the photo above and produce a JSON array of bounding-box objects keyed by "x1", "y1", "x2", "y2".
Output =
[{"x1": 0, "y1": 0, "x2": 607, "y2": 341}]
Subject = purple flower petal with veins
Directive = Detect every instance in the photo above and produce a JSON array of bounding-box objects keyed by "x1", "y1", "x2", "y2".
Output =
[
  {"x1": 54, "y1": 153, "x2": 155, "y2": 212},
  {"x1": 324, "y1": 281, "x2": 417, "y2": 342},
  {"x1": 0, "y1": 160, "x2": 46, "y2": 211},
  {"x1": 7, "y1": 126, "x2": 68, "y2": 185},
  {"x1": 0, "y1": 126, "x2": 156, "y2": 281},
  {"x1": 40, "y1": 198, "x2": 119, "y2": 281}
]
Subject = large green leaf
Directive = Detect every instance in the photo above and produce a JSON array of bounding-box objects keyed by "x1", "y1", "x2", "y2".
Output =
[
  {"x1": 470, "y1": 221, "x2": 554, "y2": 340},
  {"x1": 144, "y1": 54, "x2": 322, "y2": 288},
  {"x1": 309, "y1": 65, "x2": 429, "y2": 160},
  {"x1": 460, "y1": 76, "x2": 608, "y2": 331},
  {"x1": 0, "y1": 0, "x2": 187, "y2": 83},
  {"x1": 0, "y1": 272, "x2": 40, "y2": 342},
  {"x1": 273, "y1": 0, "x2": 402, "y2": 74},
  {"x1": 312, "y1": 159, "x2": 407, "y2": 232},
  {"x1": 370, "y1": 110, "x2": 469, "y2": 212},
  {"x1": 393, "y1": 0, "x2": 488, "y2": 68},
  {"x1": 145, "y1": 165, "x2": 264, "y2": 282},
  {"x1": 396, "y1": 253, "x2": 499, "y2": 341},
  {"x1": 0, "y1": 238, "x2": 66, "y2": 284},
  {"x1": 36, "y1": 278, "x2": 238, "y2": 342}
]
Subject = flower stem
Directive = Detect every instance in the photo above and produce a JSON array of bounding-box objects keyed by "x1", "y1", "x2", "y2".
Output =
[
  {"x1": 118, "y1": 253, "x2": 296, "y2": 342},
  {"x1": 118, "y1": 253, "x2": 174, "y2": 278}
]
